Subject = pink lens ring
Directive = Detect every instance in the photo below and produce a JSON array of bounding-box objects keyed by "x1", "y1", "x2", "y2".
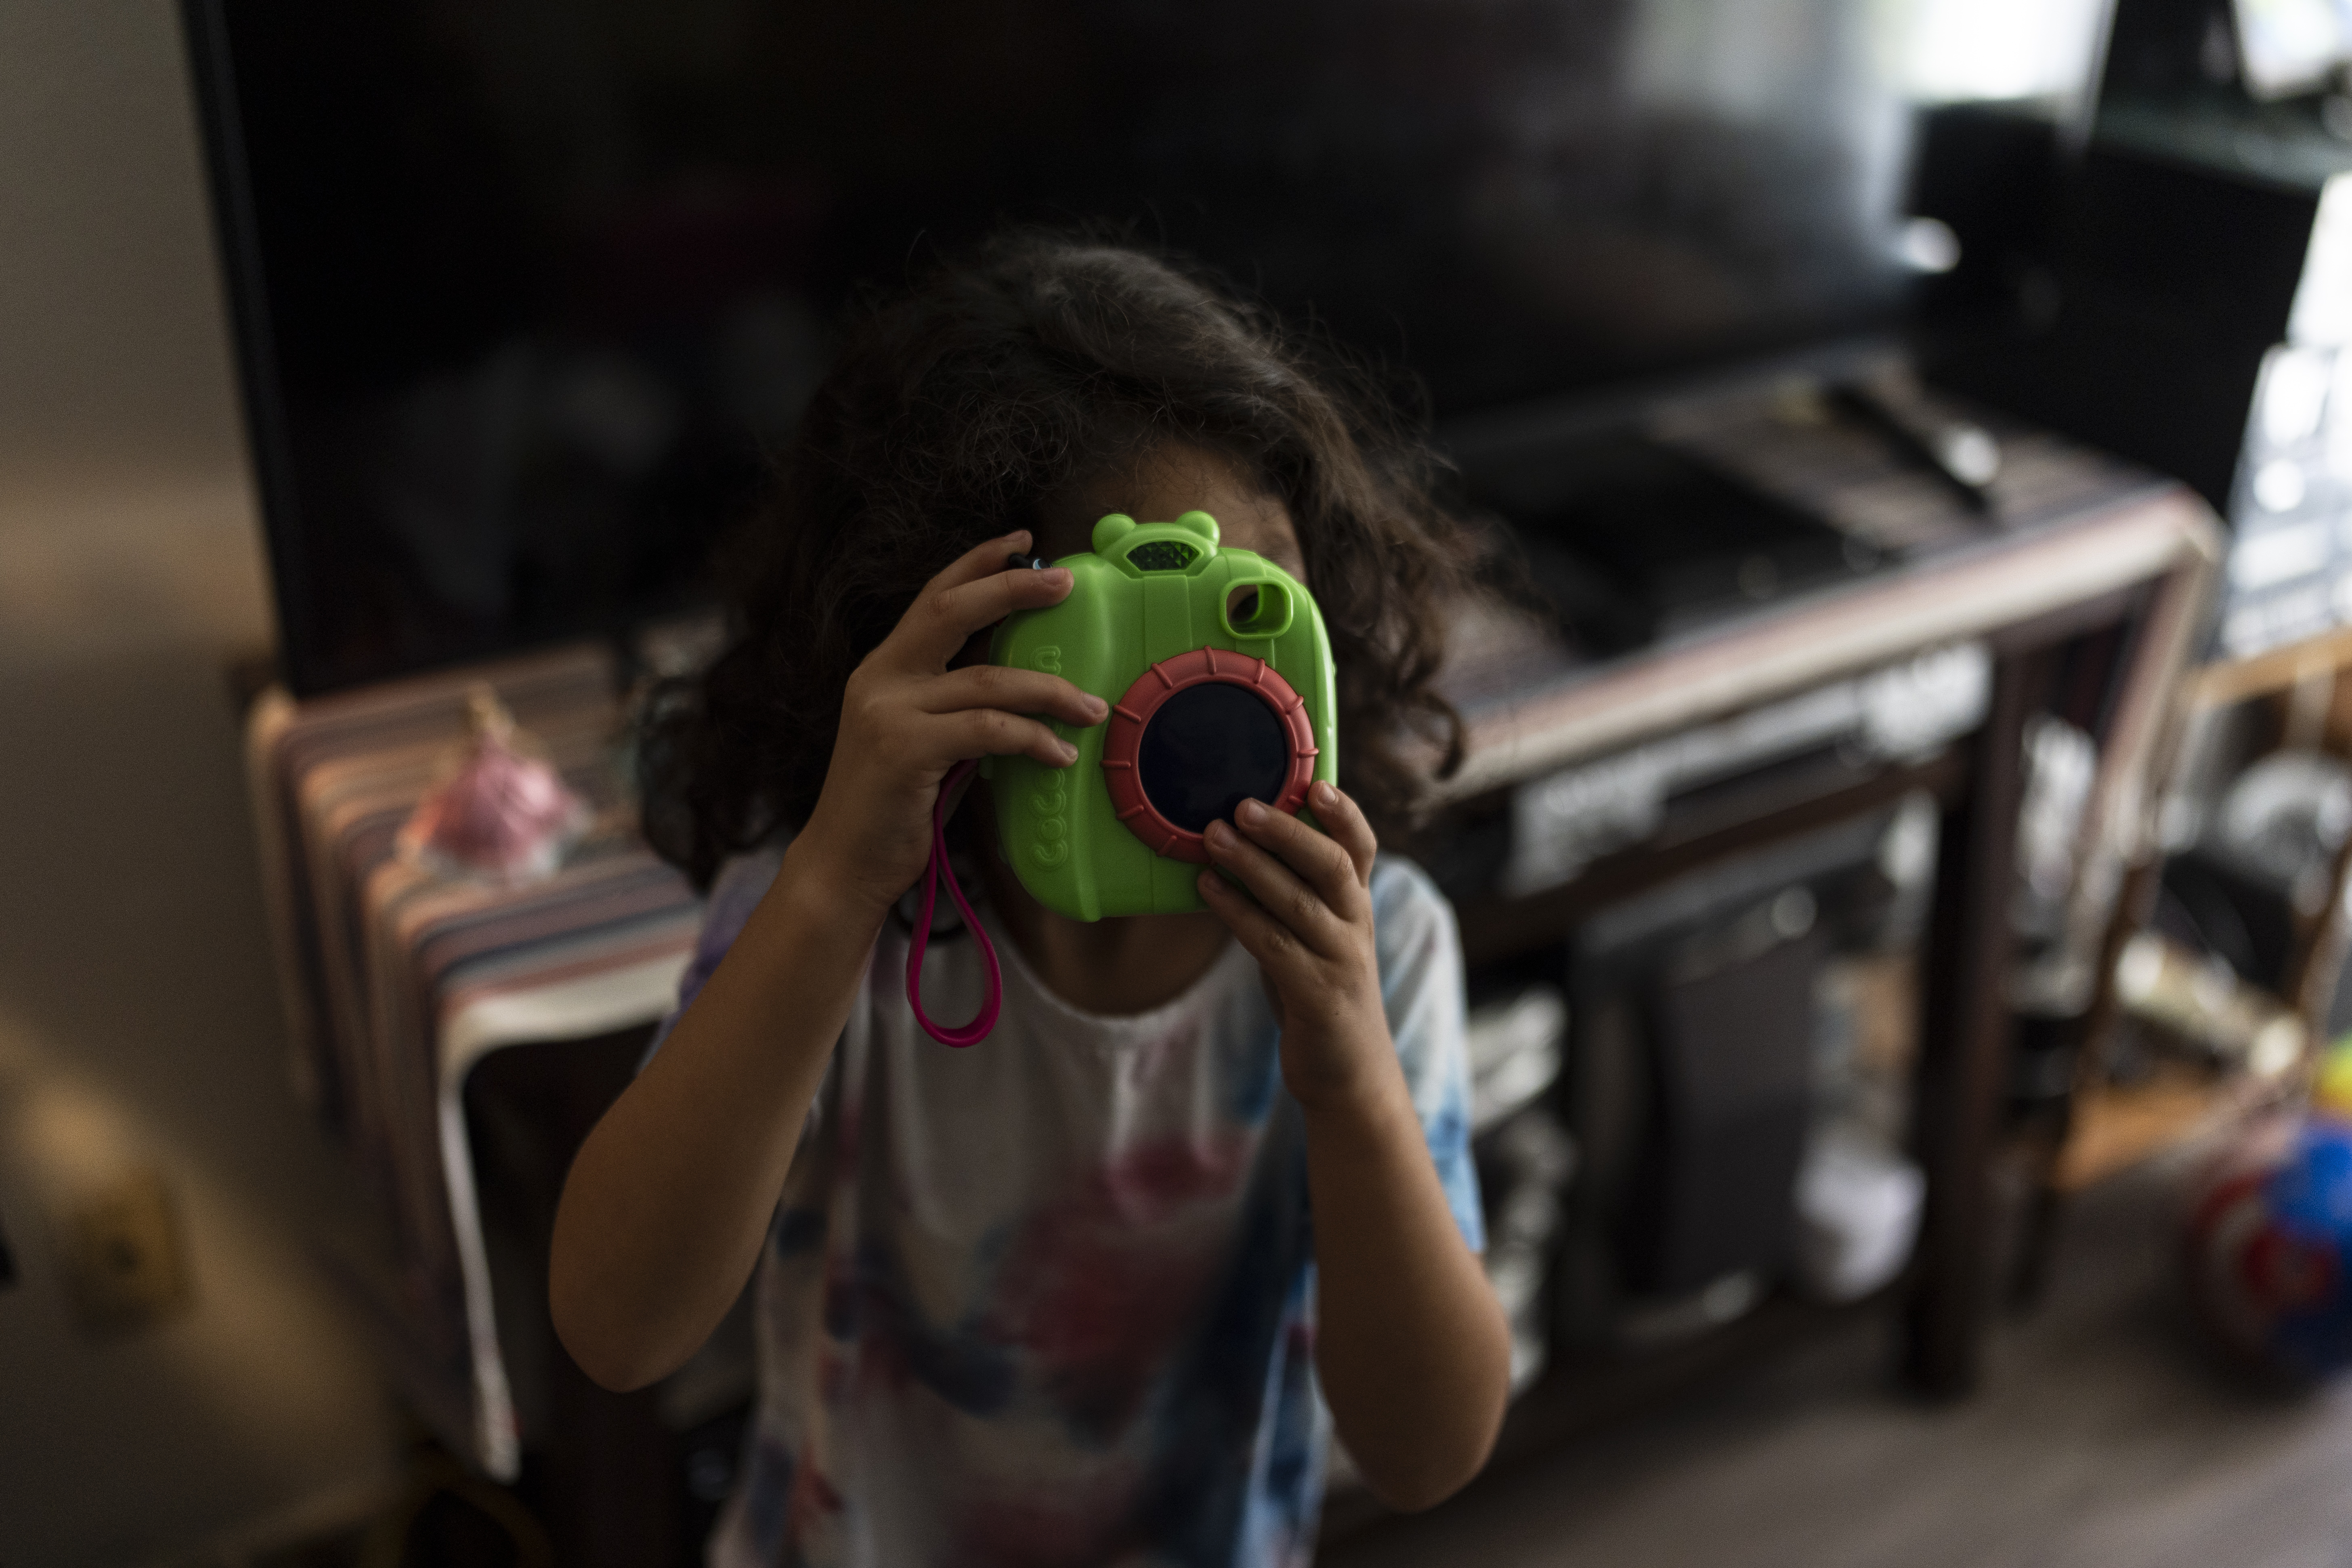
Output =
[{"x1": 1099, "y1": 648, "x2": 1318, "y2": 863}]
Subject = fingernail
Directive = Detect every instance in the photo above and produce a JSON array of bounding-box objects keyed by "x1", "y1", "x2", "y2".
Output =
[
  {"x1": 1238, "y1": 799, "x2": 1265, "y2": 824},
  {"x1": 1044, "y1": 567, "x2": 1073, "y2": 589},
  {"x1": 1312, "y1": 781, "x2": 1336, "y2": 808},
  {"x1": 1084, "y1": 695, "x2": 1109, "y2": 721},
  {"x1": 1197, "y1": 871, "x2": 1218, "y2": 894},
  {"x1": 1206, "y1": 821, "x2": 1231, "y2": 847},
  {"x1": 1057, "y1": 740, "x2": 1078, "y2": 764}
]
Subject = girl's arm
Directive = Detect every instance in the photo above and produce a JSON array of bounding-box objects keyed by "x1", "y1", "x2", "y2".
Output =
[
  {"x1": 550, "y1": 532, "x2": 1106, "y2": 1392},
  {"x1": 1198, "y1": 786, "x2": 1512, "y2": 1511}
]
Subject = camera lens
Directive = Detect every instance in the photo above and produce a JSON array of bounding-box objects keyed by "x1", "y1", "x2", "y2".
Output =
[{"x1": 1137, "y1": 683, "x2": 1292, "y2": 834}]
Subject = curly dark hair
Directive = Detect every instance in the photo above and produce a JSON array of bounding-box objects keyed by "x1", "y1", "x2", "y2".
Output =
[{"x1": 640, "y1": 231, "x2": 1472, "y2": 890}]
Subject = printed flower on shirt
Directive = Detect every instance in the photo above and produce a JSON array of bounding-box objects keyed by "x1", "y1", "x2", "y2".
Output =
[{"x1": 987, "y1": 1130, "x2": 1255, "y2": 1445}]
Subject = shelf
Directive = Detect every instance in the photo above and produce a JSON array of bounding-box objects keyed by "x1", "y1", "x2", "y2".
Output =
[
  {"x1": 2186, "y1": 623, "x2": 2352, "y2": 711},
  {"x1": 1455, "y1": 749, "x2": 1964, "y2": 968},
  {"x1": 2051, "y1": 1066, "x2": 2264, "y2": 1192}
]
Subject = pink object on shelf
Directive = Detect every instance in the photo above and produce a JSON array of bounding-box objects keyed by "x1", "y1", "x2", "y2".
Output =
[{"x1": 397, "y1": 685, "x2": 590, "y2": 882}]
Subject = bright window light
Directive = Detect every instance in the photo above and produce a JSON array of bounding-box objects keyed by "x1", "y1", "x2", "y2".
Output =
[{"x1": 1901, "y1": 0, "x2": 2113, "y2": 104}]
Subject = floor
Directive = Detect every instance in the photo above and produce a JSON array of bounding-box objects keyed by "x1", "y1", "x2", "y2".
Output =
[{"x1": 1321, "y1": 1161, "x2": 2352, "y2": 1568}]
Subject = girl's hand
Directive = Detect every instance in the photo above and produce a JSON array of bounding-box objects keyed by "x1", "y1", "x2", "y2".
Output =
[
  {"x1": 1196, "y1": 782, "x2": 1393, "y2": 1114},
  {"x1": 795, "y1": 530, "x2": 1108, "y2": 918}
]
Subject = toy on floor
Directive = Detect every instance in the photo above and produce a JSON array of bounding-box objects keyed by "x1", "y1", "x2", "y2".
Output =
[{"x1": 2183, "y1": 1045, "x2": 2352, "y2": 1380}]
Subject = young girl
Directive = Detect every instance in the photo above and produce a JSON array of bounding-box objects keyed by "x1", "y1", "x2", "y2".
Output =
[{"x1": 551, "y1": 234, "x2": 1511, "y2": 1567}]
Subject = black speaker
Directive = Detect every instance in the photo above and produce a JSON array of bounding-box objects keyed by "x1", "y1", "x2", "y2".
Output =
[
  {"x1": 1617, "y1": 924, "x2": 1827, "y2": 1294},
  {"x1": 1922, "y1": 132, "x2": 2330, "y2": 512},
  {"x1": 1905, "y1": 101, "x2": 2065, "y2": 334},
  {"x1": 1551, "y1": 817, "x2": 1894, "y2": 1345}
]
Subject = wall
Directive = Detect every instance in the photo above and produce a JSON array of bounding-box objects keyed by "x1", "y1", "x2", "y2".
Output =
[{"x1": 0, "y1": 3, "x2": 401, "y2": 1562}]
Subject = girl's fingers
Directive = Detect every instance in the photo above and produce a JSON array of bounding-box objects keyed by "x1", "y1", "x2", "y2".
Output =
[
  {"x1": 1203, "y1": 817, "x2": 1345, "y2": 955},
  {"x1": 926, "y1": 709, "x2": 1080, "y2": 772},
  {"x1": 921, "y1": 665, "x2": 1107, "y2": 729},
  {"x1": 892, "y1": 534, "x2": 1074, "y2": 670},
  {"x1": 1232, "y1": 798, "x2": 1366, "y2": 917},
  {"x1": 915, "y1": 529, "x2": 1034, "y2": 602},
  {"x1": 1196, "y1": 867, "x2": 1306, "y2": 974},
  {"x1": 1305, "y1": 781, "x2": 1378, "y2": 888}
]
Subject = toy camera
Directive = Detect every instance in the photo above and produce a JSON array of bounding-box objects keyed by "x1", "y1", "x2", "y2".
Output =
[{"x1": 984, "y1": 510, "x2": 1338, "y2": 921}]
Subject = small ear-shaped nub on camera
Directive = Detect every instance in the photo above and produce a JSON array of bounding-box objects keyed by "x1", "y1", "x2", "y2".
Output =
[
  {"x1": 1172, "y1": 510, "x2": 1221, "y2": 546},
  {"x1": 1091, "y1": 513, "x2": 1139, "y2": 554}
]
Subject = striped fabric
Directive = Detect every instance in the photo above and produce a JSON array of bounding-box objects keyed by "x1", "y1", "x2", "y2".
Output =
[{"x1": 245, "y1": 644, "x2": 701, "y2": 1478}]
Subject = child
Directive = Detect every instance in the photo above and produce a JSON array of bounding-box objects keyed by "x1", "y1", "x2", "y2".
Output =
[{"x1": 551, "y1": 233, "x2": 1511, "y2": 1568}]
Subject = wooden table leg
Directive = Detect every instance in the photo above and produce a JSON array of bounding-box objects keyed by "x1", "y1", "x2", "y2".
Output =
[
  {"x1": 1903, "y1": 651, "x2": 2036, "y2": 1396},
  {"x1": 465, "y1": 1033, "x2": 683, "y2": 1565},
  {"x1": 2008, "y1": 857, "x2": 2166, "y2": 1308}
]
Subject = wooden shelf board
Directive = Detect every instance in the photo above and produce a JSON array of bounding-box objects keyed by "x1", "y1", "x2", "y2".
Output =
[
  {"x1": 2052, "y1": 1071, "x2": 2260, "y2": 1192},
  {"x1": 2188, "y1": 624, "x2": 2352, "y2": 711},
  {"x1": 1456, "y1": 749, "x2": 1964, "y2": 968}
]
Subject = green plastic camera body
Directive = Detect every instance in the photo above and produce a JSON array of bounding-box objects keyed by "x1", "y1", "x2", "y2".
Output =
[{"x1": 984, "y1": 510, "x2": 1339, "y2": 921}]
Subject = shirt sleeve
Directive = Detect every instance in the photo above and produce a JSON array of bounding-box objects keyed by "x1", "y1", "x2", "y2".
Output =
[
  {"x1": 639, "y1": 846, "x2": 786, "y2": 1068},
  {"x1": 1369, "y1": 856, "x2": 1485, "y2": 1253}
]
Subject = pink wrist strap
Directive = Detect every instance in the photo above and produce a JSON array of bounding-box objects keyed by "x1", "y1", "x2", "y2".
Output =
[{"x1": 905, "y1": 758, "x2": 1001, "y2": 1047}]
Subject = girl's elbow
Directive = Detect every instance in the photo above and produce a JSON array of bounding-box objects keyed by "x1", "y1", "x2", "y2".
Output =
[
  {"x1": 548, "y1": 1236, "x2": 666, "y2": 1393},
  {"x1": 584, "y1": 1353, "x2": 667, "y2": 1395},
  {"x1": 1362, "y1": 1428, "x2": 1496, "y2": 1513},
  {"x1": 1362, "y1": 1373, "x2": 1509, "y2": 1511},
  {"x1": 1366, "y1": 1471, "x2": 1460, "y2": 1515},
  {"x1": 550, "y1": 1283, "x2": 666, "y2": 1393}
]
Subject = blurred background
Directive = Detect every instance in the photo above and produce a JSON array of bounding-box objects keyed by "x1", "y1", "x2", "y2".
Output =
[{"x1": 26, "y1": 0, "x2": 2352, "y2": 1563}]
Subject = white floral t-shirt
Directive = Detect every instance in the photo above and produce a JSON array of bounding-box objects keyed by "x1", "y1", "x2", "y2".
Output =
[{"x1": 653, "y1": 852, "x2": 1481, "y2": 1568}]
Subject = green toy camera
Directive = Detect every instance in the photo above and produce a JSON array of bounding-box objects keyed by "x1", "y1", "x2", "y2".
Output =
[{"x1": 984, "y1": 510, "x2": 1338, "y2": 921}]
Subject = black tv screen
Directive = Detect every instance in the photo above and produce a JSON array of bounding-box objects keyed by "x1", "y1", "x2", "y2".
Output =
[{"x1": 186, "y1": 0, "x2": 1974, "y2": 695}]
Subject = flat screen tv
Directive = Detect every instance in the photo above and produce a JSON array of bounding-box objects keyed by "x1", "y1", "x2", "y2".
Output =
[{"x1": 183, "y1": 0, "x2": 2077, "y2": 696}]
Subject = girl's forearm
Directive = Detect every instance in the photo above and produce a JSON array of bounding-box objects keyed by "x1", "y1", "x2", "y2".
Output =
[
  {"x1": 550, "y1": 839, "x2": 882, "y2": 1391},
  {"x1": 1304, "y1": 1069, "x2": 1511, "y2": 1511}
]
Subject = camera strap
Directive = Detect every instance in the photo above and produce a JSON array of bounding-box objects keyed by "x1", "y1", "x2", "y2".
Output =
[{"x1": 905, "y1": 758, "x2": 1002, "y2": 1047}]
